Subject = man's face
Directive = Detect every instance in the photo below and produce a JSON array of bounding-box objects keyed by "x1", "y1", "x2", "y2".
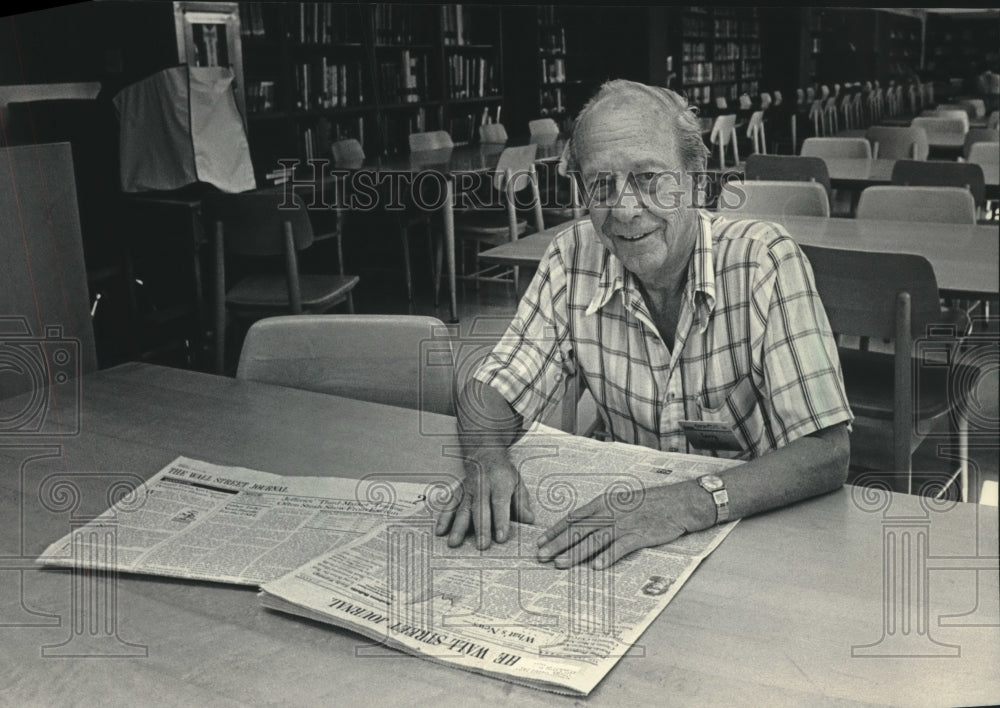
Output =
[{"x1": 575, "y1": 98, "x2": 700, "y2": 289}]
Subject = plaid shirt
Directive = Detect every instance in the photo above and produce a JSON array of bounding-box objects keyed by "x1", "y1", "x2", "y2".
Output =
[{"x1": 474, "y1": 212, "x2": 853, "y2": 459}]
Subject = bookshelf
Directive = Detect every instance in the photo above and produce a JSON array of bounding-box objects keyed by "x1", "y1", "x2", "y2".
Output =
[
  {"x1": 677, "y1": 7, "x2": 762, "y2": 109},
  {"x1": 235, "y1": 3, "x2": 504, "y2": 181}
]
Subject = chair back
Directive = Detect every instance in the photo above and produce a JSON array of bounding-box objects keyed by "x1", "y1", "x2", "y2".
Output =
[
  {"x1": 760, "y1": 92, "x2": 772, "y2": 110},
  {"x1": 890, "y1": 159, "x2": 986, "y2": 209},
  {"x1": 799, "y1": 245, "x2": 941, "y2": 341},
  {"x1": 962, "y1": 128, "x2": 999, "y2": 158},
  {"x1": 865, "y1": 126, "x2": 929, "y2": 160},
  {"x1": 801, "y1": 137, "x2": 872, "y2": 160},
  {"x1": 967, "y1": 140, "x2": 999, "y2": 166},
  {"x1": 528, "y1": 118, "x2": 559, "y2": 139},
  {"x1": 331, "y1": 138, "x2": 365, "y2": 167},
  {"x1": 409, "y1": 130, "x2": 454, "y2": 152},
  {"x1": 493, "y1": 144, "x2": 539, "y2": 193},
  {"x1": 722, "y1": 180, "x2": 830, "y2": 218},
  {"x1": 746, "y1": 110, "x2": 766, "y2": 154},
  {"x1": 744, "y1": 154, "x2": 831, "y2": 196},
  {"x1": 960, "y1": 98, "x2": 986, "y2": 119},
  {"x1": 988, "y1": 111, "x2": 1000, "y2": 130},
  {"x1": 709, "y1": 114, "x2": 738, "y2": 167},
  {"x1": 856, "y1": 185, "x2": 976, "y2": 224},
  {"x1": 715, "y1": 96, "x2": 728, "y2": 110},
  {"x1": 739, "y1": 94, "x2": 752, "y2": 110},
  {"x1": 237, "y1": 315, "x2": 456, "y2": 416},
  {"x1": 910, "y1": 117, "x2": 968, "y2": 143},
  {"x1": 927, "y1": 108, "x2": 971, "y2": 132},
  {"x1": 204, "y1": 190, "x2": 315, "y2": 256},
  {"x1": 479, "y1": 122, "x2": 508, "y2": 144}
]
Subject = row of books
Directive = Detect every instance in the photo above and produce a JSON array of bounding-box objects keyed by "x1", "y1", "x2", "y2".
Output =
[
  {"x1": 374, "y1": 50, "x2": 429, "y2": 105},
  {"x1": 294, "y1": 60, "x2": 365, "y2": 109},
  {"x1": 239, "y1": 2, "x2": 276, "y2": 39},
  {"x1": 682, "y1": 62, "x2": 715, "y2": 84},
  {"x1": 373, "y1": 4, "x2": 434, "y2": 45},
  {"x1": 538, "y1": 5, "x2": 564, "y2": 26},
  {"x1": 442, "y1": 4, "x2": 481, "y2": 46},
  {"x1": 541, "y1": 57, "x2": 566, "y2": 85},
  {"x1": 447, "y1": 56, "x2": 499, "y2": 99},
  {"x1": 683, "y1": 42, "x2": 709, "y2": 62},
  {"x1": 300, "y1": 117, "x2": 366, "y2": 163},
  {"x1": 293, "y1": 2, "x2": 363, "y2": 45},
  {"x1": 540, "y1": 27, "x2": 567, "y2": 55}
]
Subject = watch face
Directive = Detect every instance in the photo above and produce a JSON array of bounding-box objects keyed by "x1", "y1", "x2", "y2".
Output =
[{"x1": 700, "y1": 475, "x2": 724, "y2": 492}]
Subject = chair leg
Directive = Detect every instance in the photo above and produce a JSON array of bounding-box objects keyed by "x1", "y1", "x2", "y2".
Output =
[{"x1": 400, "y1": 226, "x2": 413, "y2": 301}]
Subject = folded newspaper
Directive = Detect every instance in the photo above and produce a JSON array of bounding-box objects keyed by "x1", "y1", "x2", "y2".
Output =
[
  {"x1": 37, "y1": 433, "x2": 738, "y2": 696},
  {"x1": 258, "y1": 434, "x2": 740, "y2": 696}
]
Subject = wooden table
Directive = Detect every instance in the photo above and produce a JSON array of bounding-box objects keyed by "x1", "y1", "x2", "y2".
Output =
[
  {"x1": 1, "y1": 363, "x2": 997, "y2": 706},
  {"x1": 480, "y1": 214, "x2": 999, "y2": 299}
]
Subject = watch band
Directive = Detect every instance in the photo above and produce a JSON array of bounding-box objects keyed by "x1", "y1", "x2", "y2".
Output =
[{"x1": 697, "y1": 475, "x2": 730, "y2": 524}]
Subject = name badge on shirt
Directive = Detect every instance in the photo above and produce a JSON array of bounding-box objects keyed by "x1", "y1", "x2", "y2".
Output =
[{"x1": 678, "y1": 420, "x2": 743, "y2": 452}]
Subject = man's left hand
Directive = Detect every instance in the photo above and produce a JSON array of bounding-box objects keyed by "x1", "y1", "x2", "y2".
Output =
[{"x1": 535, "y1": 480, "x2": 711, "y2": 570}]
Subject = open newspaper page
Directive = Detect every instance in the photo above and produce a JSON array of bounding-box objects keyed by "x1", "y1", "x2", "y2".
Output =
[
  {"x1": 37, "y1": 456, "x2": 430, "y2": 586},
  {"x1": 259, "y1": 432, "x2": 740, "y2": 696}
]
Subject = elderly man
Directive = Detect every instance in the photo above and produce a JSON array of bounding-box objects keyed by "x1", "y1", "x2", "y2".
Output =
[{"x1": 436, "y1": 80, "x2": 853, "y2": 569}]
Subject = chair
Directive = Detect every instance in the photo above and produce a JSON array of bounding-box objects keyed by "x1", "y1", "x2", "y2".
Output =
[
  {"x1": 442, "y1": 145, "x2": 544, "y2": 294},
  {"x1": 808, "y1": 99, "x2": 825, "y2": 137},
  {"x1": 709, "y1": 114, "x2": 739, "y2": 169},
  {"x1": 715, "y1": 96, "x2": 729, "y2": 111},
  {"x1": 479, "y1": 122, "x2": 508, "y2": 144},
  {"x1": 746, "y1": 110, "x2": 767, "y2": 155},
  {"x1": 236, "y1": 314, "x2": 455, "y2": 415},
  {"x1": 856, "y1": 186, "x2": 976, "y2": 225},
  {"x1": 988, "y1": 111, "x2": 1000, "y2": 131},
  {"x1": 890, "y1": 160, "x2": 986, "y2": 216},
  {"x1": 331, "y1": 137, "x2": 365, "y2": 168},
  {"x1": 721, "y1": 180, "x2": 829, "y2": 218},
  {"x1": 967, "y1": 143, "x2": 1000, "y2": 205},
  {"x1": 962, "y1": 128, "x2": 999, "y2": 159},
  {"x1": 206, "y1": 191, "x2": 360, "y2": 374},
  {"x1": 865, "y1": 126, "x2": 928, "y2": 160},
  {"x1": 800, "y1": 245, "x2": 975, "y2": 500},
  {"x1": 910, "y1": 117, "x2": 968, "y2": 148},
  {"x1": 409, "y1": 130, "x2": 454, "y2": 152},
  {"x1": 744, "y1": 154, "x2": 831, "y2": 198},
  {"x1": 801, "y1": 137, "x2": 872, "y2": 160},
  {"x1": 528, "y1": 118, "x2": 560, "y2": 140}
]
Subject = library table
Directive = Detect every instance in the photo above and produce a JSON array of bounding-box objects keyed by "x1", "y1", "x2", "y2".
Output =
[
  {"x1": 1, "y1": 363, "x2": 997, "y2": 706},
  {"x1": 479, "y1": 215, "x2": 999, "y2": 300}
]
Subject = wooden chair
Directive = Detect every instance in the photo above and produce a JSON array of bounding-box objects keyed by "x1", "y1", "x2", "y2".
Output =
[
  {"x1": 206, "y1": 191, "x2": 359, "y2": 374},
  {"x1": 808, "y1": 100, "x2": 825, "y2": 137},
  {"x1": 744, "y1": 154, "x2": 831, "y2": 198},
  {"x1": 800, "y1": 245, "x2": 975, "y2": 500},
  {"x1": 236, "y1": 314, "x2": 455, "y2": 415},
  {"x1": 331, "y1": 138, "x2": 365, "y2": 168},
  {"x1": 865, "y1": 126, "x2": 928, "y2": 160},
  {"x1": 988, "y1": 111, "x2": 1000, "y2": 131},
  {"x1": 439, "y1": 144, "x2": 544, "y2": 296},
  {"x1": 928, "y1": 108, "x2": 972, "y2": 132},
  {"x1": 801, "y1": 137, "x2": 872, "y2": 160},
  {"x1": 910, "y1": 117, "x2": 968, "y2": 148},
  {"x1": 409, "y1": 130, "x2": 455, "y2": 152},
  {"x1": 722, "y1": 180, "x2": 829, "y2": 218},
  {"x1": 856, "y1": 186, "x2": 976, "y2": 225},
  {"x1": 890, "y1": 160, "x2": 986, "y2": 217},
  {"x1": 709, "y1": 114, "x2": 739, "y2": 169},
  {"x1": 479, "y1": 122, "x2": 508, "y2": 144}
]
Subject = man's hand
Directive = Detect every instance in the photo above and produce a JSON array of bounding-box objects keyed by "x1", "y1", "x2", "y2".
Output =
[
  {"x1": 536, "y1": 480, "x2": 709, "y2": 570},
  {"x1": 435, "y1": 448, "x2": 535, "y2": 550}
]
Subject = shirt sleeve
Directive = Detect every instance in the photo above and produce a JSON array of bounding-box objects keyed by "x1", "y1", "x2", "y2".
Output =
[
  {"x1": 472, "y1": 241, "x2": 574, "y2": 424},
  {"x1": 754, "y1": 234, "x2": 854, "y2": 446}
]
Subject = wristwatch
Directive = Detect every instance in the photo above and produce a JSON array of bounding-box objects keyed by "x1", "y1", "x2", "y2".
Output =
[{"x1": 697, "y1": 475, "x2": 730, "y2": 524}]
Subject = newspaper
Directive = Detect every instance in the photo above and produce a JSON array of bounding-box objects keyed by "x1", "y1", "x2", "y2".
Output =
[
  {"x1": 37, "y1": 456, "x2": 430, "y2": 586},
  {"x1": 259, "y1": 433, "x2": 740, "y2": 696}
]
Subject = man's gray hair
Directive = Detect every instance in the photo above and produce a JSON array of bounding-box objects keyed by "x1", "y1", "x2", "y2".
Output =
[{"x1": 560, "y1": 79, "x2": 710, "y2": 175}]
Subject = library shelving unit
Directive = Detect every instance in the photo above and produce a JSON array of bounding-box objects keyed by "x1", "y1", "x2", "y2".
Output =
[
  {"x1": 235, "y1": 3, "x2": 504, "y2": 181},
  {"x1": 677, "y1": 7, "x2": 762, "y2": 110}
]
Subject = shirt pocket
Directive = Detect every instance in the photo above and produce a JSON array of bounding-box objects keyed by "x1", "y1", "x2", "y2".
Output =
[{"x1": 694, "y1": 376, "x2": 765, "y2": 459}]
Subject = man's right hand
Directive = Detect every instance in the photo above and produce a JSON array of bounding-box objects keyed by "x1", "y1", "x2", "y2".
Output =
[{"x1": 434, "y1": 448, "x2": 535, "y2": 550}]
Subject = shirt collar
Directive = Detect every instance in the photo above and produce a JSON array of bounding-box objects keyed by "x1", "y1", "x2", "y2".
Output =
[{"x1": 585, "y1": 211, "x2": 718, "y2": 328}]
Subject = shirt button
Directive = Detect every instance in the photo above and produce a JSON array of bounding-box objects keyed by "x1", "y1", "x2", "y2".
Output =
[
  {"x1": 553, "y1": 373, "x2": 563, "y2": 383},
  {"x1": 667, "y1": 447, "x2": 679, "y2": 453}
]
